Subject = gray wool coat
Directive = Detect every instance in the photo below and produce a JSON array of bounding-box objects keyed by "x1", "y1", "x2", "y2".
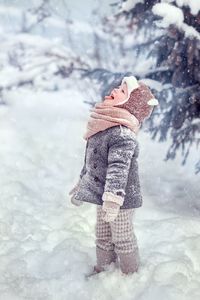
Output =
[{"x1": 72, "y1": 125, "x2": 143, "y2": 209}]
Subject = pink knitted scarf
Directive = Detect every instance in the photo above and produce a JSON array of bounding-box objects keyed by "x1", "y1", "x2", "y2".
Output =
[{"x1": 83, "y1": 102, "x2": 141, "y2": 140}]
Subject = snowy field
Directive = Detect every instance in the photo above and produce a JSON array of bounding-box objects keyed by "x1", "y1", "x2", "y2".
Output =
[{"x1": 0, "y1": 85, "x2": 200, "y2": 300}]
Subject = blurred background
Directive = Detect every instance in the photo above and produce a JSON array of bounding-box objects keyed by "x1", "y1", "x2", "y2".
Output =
[{"x1": 0, "y1": 1, "x2": 200, "y2": 299}]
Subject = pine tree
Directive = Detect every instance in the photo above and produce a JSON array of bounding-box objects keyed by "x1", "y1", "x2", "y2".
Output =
[{"x1": 100, "y1": 0, "x2": 200, "y2": 173}]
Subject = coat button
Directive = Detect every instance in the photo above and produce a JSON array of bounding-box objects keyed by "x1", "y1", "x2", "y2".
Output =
[
  {"x1": 94, "y1": 176, "x2": 99, "y2": 182},
  {"x1": 93, "y1": 163, "x2": 97, "y2": 169},
  {"x1": 93, "y1": 148, "x2": 97, "y2": 154}
]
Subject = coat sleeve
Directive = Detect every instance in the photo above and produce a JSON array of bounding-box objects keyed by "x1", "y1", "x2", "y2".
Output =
[
  {"x1": 79, "y1": 142, "x2": 88, "y2": 179},
  {"x1": 80, "y1": 164, "x2": 86, "y2": 179},
  {"x1": 102, "y1": 134, "x2": 137, "y2": 205}
]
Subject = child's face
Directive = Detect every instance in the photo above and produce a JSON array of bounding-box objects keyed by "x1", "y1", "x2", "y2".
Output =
[{"x1": 104, "y1": 82, "x2": 128, "y2": 105}]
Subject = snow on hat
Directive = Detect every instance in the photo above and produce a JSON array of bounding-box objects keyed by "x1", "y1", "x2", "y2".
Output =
[{"x1": 115, "y1": 79, "x2": 159, "y2": 123}]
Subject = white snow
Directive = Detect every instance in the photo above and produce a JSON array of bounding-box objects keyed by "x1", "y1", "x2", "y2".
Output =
[
  {"x1": 174, "y1": 0, "x2": 200, "y2": 15},
  {"x1": 0, "y1": 2, "x2": 200, "y2": 299},
  {"x1": 153, "y1": 2, "x2": 200, "y2": 39},
  {"x1": 0, "y1": 32, "x2": 85, "y2": 91},
  {"x1": 118, "y1": 1, "x2": 200, "y2": 39},
  {"x1": 120, "y1": 0, "x2": 144, "y2": 12},
  {"x1": 163, "y1": 0, "x2": 200, "y2": 15},
  {"x1": 0, "y1": 5, "x2": 21, "y2": 17},
  {"x1": 154, "y1": 3, "x2": 184, "y2": 27},
  {"x1": 0, "y1": 84, "x2": 200, "y2": 300},
  {"x1": 119, "y1": 0, "x2": 200, "y2": 15}
]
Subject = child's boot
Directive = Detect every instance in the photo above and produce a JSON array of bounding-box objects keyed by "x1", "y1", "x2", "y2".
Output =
[
  {"x1": 118, "y1": 250, "x2": 140, "y2": 275},
  {"x1": 85, "y1": 246, "x2": 117, "y2": 278}
]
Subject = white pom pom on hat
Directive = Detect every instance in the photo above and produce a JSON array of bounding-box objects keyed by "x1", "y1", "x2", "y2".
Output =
[{"x1": 119, "y1": 75, "x2": 159, "y2": 106}]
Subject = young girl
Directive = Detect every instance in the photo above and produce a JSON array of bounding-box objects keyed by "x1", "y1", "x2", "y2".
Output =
[{"x1": 69, "y1": 75, "x2": 158, "y2": 277}]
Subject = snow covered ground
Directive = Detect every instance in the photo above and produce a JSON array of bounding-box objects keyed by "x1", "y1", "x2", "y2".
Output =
[{"x1": 0, "y1": 85, "x2": 200, "y2": 300}]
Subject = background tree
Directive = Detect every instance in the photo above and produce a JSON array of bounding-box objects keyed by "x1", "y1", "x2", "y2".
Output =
[{"x1": 90, "y1": 0, "x2": 200, "y2": 173}]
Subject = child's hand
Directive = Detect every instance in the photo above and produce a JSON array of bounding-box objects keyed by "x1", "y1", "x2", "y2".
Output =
[
  {"x1": 101, "y1": 201, "x2": 120, "y2": 222},
  {"x1": 68, "y1": 185, "x2": 78, "y2": 196},
  {"x1": 69, "y1": 180, "x2": 83, "y2": 207},
  {"x1": 71, "y1": 196, "x2": 83, "y2": 206},
  {"x1": 69, "y1": 178, "x2": 82, "y2": 196}
]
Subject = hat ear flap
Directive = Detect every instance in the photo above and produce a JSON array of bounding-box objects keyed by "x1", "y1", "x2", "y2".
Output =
[{"x1": 147, "y1": 98, "x2": 159, "y2": 106}]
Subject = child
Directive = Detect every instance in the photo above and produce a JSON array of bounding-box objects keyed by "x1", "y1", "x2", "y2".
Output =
[{"x1": 69, "y1": 75, "x2": 159, "y2": 277}]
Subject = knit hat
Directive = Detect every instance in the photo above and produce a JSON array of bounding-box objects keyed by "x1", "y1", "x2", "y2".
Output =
[{"x1": 115, "y1": 76, "x2": 159, "y2": 123}]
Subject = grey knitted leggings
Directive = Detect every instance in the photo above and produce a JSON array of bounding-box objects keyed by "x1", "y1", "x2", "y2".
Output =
[{"x1": 95, "y1": 205, "x2": 139, "y2": 254}]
